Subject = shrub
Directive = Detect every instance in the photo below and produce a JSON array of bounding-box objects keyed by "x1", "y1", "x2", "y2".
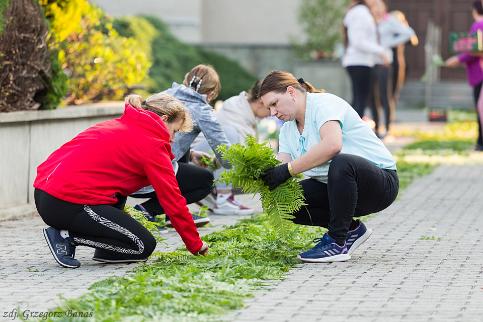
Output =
[
  {"x1": 114, "y1": 16, "x2": 257, "y2": 100},
  {"x1": 296, "y1": 0, "x2": 350, "y2": 59},
  {"x1": 0, "y1": 0, "x2": 54, "y2": 112},
  {"x1": 0, "y1": 0, "x2": 8, "y2": 34},
  {"x1": 40, "y1": 0, "x2": 150, "y2": 105}
]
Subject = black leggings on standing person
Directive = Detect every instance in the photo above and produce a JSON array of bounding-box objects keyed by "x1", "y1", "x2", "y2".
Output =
[
  {"x1": 370, "y1": 64, "x2": 393, "y2": 136},
  {"x1": 134, "y1": 161, "x2": 214, "y2": 216},
  {"x1": 290, "y1": 154, "x2": 399, "y2": 245},
  {"x1": 346, "y1": 66, "x2": 374, "y2": 117},
  {"x1": 472, "y1": 81, "x2": 483, "y2": 147},
  {"x1": 34, "y1": 189, "x2": 156, "y2": 261}
]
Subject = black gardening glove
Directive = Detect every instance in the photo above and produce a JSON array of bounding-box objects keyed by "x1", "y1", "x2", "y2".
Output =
[{"x1": 261, "y1": 163, "x2": 292, "y2": 190}]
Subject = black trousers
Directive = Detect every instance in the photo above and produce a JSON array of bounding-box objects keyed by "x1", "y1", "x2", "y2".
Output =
[
  {"x1": 370, "y1": 64, "x2": 393, "y2": 134},
  {"x1": 473, "y1": 81, "x2": 483, "y2": 146},
  {"x1": 34, "y1": 189, "x2": 156, "y2": 261},
  {"x1": 291, "y1": 154, "x2": 399, "y2": 245},
  {"x1": 133, "y1": 162, "x2": 214, "y2": 216},
  {"x1": 346, "y1": 66, "x2": 374, "y2": 117}
]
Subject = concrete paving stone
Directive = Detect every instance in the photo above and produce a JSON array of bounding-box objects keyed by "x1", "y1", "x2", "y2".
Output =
[
  {"x1": 0, "y1": 194, "x2": 262, "y2": 313},
  {"x1": 227, "y1": 165, "x2": 483, "y2": 322}
]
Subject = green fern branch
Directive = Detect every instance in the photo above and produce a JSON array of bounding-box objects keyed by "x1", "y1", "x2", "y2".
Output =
[{"x1": 217, "y1": 136, "x2": 306, "y2": 229}]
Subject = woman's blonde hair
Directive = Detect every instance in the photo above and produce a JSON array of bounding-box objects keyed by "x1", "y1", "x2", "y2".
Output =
[
  {"x1": 183, "y1": 64, "x2": 221, "y2": 102},
  {"x1": 259, "y1": 70, "x2": 324, "y2": 98},
  {"x1": 125, "y1": 93, "x2": 193, "y2": 132}
]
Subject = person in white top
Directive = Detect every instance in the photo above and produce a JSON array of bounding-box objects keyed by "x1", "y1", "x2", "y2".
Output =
[
  {"x1": 192, "y1": 81, "x2": 271, "y2": 215},
  {"x1": 342, "y1": 0, "x2": 390, "y2": 117},
  {"x1": 368, "y1": 0, "x2": 415, "y2": 138},
  {"x1": 215, "y1": 81, "x2": 269, "y2": 141}
]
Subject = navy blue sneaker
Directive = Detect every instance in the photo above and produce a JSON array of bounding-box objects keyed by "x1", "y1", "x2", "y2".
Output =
[
  {"x1": 165, "y1": 214, "x2": 210, "y2": 228},
  {"x1": 346, "y1": 221, "x2": 373, "y2": 255},
  {"x1": 43, "y1": 227, "x2": 80, "y2": 268},
  {"x1": 134, "y1": 204, "x2": 156, "y2": 222},
  {"x1": 298, "y1": 233, "x2": 350, "y2": 263}
]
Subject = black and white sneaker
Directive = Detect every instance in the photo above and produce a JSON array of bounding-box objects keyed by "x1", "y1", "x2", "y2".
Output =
[{"x1": 43, "y1": 227, "x2": 80, "y2": 268}]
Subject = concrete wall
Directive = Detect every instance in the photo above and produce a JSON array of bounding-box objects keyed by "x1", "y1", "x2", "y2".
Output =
[
  {"x1": 91, "y1": 0, "x2": 202, "y2": 43},
  {"x1": 90, "y1": 0, "x2": 304, "y2": 45},
  {"x1": 0, "y1": 103, "x2": 123, "y2": 220},
  {"x1": 202, "y1": 0, "x2": 303, "y2": 45}
]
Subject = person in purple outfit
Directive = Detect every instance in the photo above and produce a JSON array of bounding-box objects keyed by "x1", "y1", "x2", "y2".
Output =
[{"x1": 445, "y1": 0, "x2": 483, "y2": 151}]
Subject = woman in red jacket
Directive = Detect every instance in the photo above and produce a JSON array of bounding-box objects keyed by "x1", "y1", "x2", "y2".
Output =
[{"x1": 34, "y1": 94, "x2": 208, "y2": 269}]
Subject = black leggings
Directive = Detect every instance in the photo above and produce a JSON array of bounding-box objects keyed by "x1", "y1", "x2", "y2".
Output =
[
  {"x1": 291, "y1": 154, "x2": 399, "y2": 245},
  {"x1": 346, "y1": 66, "x2": 374, "y2": 117},
  {"x1": 473, "y1": 82, "x2": 483, "y2": 146},
  {"x1": 133, "y1": 162, "x2": 214, "y2": 216},
  {"x1": 370, "y1": 64, "x2": 393, "y2": 134},
  {"x1": 34, "y1": 189, "x2": 156, "y2": 261}
]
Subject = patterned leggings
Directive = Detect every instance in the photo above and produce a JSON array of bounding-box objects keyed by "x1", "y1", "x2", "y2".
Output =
[{"x1": 34, "y1": 189, "x2": 156, "y2": 261}]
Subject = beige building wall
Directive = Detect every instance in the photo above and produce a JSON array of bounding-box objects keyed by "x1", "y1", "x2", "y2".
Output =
[
  {"x1": 91, "y1": 0, "x2": 202, "y2": 43},
  {"x1": 202, "y1": 0, "x2": 304, "y2": 45},
  {"x1": 91, "y1": 0, "x2": 304, "y2": 45}
]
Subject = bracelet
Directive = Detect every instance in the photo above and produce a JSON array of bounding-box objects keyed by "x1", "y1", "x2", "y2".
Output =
[{"x1": 287, "y1": 162, "x2": 295, "y2": 176}]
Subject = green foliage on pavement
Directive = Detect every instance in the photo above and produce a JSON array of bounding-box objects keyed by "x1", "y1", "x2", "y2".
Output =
[
  {"x1": 46, "y1": 213, "x2": 324, "y2": 321},
  {"x1": 41, "y1": 118, "x2": 482, "y2": 321}
]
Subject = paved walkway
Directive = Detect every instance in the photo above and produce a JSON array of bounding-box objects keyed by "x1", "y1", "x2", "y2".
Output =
[
  {"x1": 227, "y1": 164, "x2": 483, "y2": 322},
  {"x1": 0, "y1": 195, "x2": 262, "y2": 319}
]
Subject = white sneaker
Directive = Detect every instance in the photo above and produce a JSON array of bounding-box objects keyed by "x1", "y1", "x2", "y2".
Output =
[
  {"x1": 196, "y1": 192, "x2": 217, "y2": 211},
  {"x1": 213, "y1": 193, "x2": 254, "y2": 215}
]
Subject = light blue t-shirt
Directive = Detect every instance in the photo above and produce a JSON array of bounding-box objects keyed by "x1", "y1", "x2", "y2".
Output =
[{"x1": 278, "y1": 92, "x2": 396, "y2": 183}]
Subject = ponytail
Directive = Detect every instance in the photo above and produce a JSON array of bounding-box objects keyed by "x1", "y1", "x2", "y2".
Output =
[
  {"x1": 125, "y1": 94, "x2": 143, "y2": 108},
  {"x1": 183, "y1": 64, "x2": 221, "y2": 102},
  {"x1": 297, "y1": 78, "x2": 323, "y2": 93},
  {"x1": 124, "y1": 93, "x2": 193, "y2": 132}
]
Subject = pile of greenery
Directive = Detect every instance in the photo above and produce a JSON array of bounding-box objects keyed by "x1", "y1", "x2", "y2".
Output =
[
  {"x1": 46, "y1": 213, "x2": 324, "y2": 321},
  {"x1": 217, "y1": 136, "x2": 305, "y2": 227}
]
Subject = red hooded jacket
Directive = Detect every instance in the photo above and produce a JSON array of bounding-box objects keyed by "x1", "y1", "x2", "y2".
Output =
[{"x1": 34, "y1": 104, "x2": 203, "y2": 254}]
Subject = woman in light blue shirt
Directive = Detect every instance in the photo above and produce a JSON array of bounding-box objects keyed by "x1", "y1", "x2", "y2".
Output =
[{"x1": 259, "y1": 71, "x2": 399, "y2": 263}]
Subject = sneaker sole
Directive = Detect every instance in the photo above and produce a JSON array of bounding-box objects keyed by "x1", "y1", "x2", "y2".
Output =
[
  {"x1": 347, "y1": 228, "x2": 373, "y2": 255},
  {"x1": 43, "y1": 228, "x2": 80, "y2": 269},
  {"x1": 212, "y1": 208, "x2": 255, "y2": 216},
  {"x1": 92, "y1": 257, "x2": 148, "y2": 264},
  {"x1": 297, "y1": 253, "x2": 351, "y2": 263}
]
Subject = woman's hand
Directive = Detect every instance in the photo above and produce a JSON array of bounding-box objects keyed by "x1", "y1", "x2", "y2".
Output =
[
  {"x1": 261, "y1": 163, "x2": 292, "y2": 190},
  {"x1": 380, "y1": 52, "x2": 391, "y2": 66},
  {"x1": 196, "y1": 241, "x2": 209, "y2": 256},
  {"x1": 445, "y1": 56, "x2": 460, "y2": 68},
  {"x1": 190, "y1": 150, "x2": 214, "y2": 168}
]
